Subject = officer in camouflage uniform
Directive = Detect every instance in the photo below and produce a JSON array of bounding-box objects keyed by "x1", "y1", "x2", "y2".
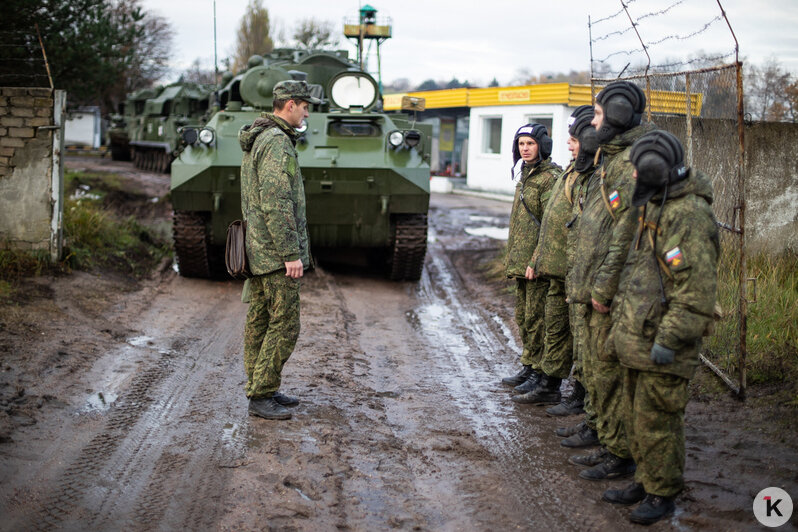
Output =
[
  {"x1": 602, "y1": 131, "x2": 718, "y2": 525},
  {"x1": 501, "y1": 124, "x2": 561, "y2": 394},
  {"x1": 564, "y1": 82, "x2": 654, "y2": 483},
  {"x1": 238, "y1": 80, "x2": 319, "y2": 420}
]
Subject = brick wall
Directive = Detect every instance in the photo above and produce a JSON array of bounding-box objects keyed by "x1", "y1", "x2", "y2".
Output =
[{"x1": 0, "y1": 87, "x2": 65, "y2": 259}]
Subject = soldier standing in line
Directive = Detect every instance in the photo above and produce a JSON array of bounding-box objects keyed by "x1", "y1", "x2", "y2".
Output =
[
  {"x1": 536, "y1": 105, "x2": 599, "y2": 419},
  {"x1": 562, "y1": 82, "x2": 654, "y2": 482},
  {"x1": 238, "y1": 80, "x2": 319, "y2": 420},
  {"x1": 601, "y1": 131, "x2": 718, "y2": 525},
  {"x1": 500, "y1": 124, "x2": 561, "y2": 394},
  {"x1": 512, "y1": 108, "x2": 595, "y2": 407}
]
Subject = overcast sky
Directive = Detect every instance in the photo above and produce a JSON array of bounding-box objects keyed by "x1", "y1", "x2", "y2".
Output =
[{"x1": 138, "y1": 0, "x2": 798, "y2": 87}]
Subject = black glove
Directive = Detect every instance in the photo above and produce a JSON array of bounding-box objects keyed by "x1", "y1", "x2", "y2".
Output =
[{"x1": 650, "y1": 343, "x2": 675, "y2": 365}]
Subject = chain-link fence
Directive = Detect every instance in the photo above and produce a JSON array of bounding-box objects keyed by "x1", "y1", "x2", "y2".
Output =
[
  {"x1": 591, "y1": 64, "x2": 747, "y2": 397},
  {"x1": 588, "y1": 0, "x2": 748, "y2": 396}
]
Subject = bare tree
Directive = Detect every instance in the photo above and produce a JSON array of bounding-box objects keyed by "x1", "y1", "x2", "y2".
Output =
[
  {"x1": 116, "y1": 1, "x2": 173, "y2": 92},
  {"x1": 292, "y1": 18, "x2": 339, "y2": 50},
  {"x1": 233, "y1": 0, "x2": 273, "y2": 74},
  {"x1": 181, "y1": 58, "x2": 216, "y2": 85},
  {"x1": 746, "y1": 57, "x2": 791, "y2": 121}
]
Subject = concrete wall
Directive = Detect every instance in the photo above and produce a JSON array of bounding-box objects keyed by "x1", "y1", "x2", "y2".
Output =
[
  {"x1": 466, "y1": 104, "x2": 575, "y2": 195},
  {"x1": 65, "y1": 107, "x2": 101, "y2": 148},
  {"x1": 658, "y1": 116, "x2": 798, "y2": 253},
  {"x1": 0, "y1": 87, "x2": 65, "y2": 259}
]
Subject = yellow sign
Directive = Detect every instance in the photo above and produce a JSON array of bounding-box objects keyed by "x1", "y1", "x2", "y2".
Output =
[
  {"x1": 440, "y1": 122, "x2": 455, "y2": 152},
  {"x1": 383, "y1": 93, "x2": 405, "y2": 110},
  {"x1": 498, "y1": 89, "x2": 531, "y2": 103}
]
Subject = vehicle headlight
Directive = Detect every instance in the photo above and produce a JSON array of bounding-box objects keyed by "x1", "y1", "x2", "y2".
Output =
[
  {"x1": 328, "y1": 72, "x2": 378, "y2": 110},
  {"x1": 198, "y1": 128, "x2": 215, "y2": 145},
  {"x1": 404, "y1": 130, "x2": 421, "y2": 148},
  {"x1": 388, "y1": 130, "x2": 404, "y2": 148},
  {"x1": 296, "y1": 120, "x2": 308, "y2": 134},
  {"x1": 181, "y1": 127, "x2": 198, "y2": 145}
]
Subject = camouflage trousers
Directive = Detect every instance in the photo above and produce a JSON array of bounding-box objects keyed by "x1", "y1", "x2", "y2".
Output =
[
  {"x1": 515, "y1": 277, "x2": 549, "y2": 368},
  {"x1": 244, "y1": 271, "x2": 301, "y2": 398},
  {"x1": 570, "y1": 303, "x2": 595, "y2": 428},
  {"x1": 584, "y1": 308, "x2": 630, "y2": 459},
  {"x1": 540, "y1": 277, "x2": 573, "y2": 379},
  {"x1": 622, "y1": 367, "x2": 689, "y2": 497}
]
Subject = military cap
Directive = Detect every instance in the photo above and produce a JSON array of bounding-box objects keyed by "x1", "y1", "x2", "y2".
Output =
[{"x1": 273, "y1": 80, "x2": 321, "y2": 104}]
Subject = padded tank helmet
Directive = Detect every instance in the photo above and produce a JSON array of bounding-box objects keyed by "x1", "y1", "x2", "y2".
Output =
[
  {"x1": 629, "y1": 130, "x2": 689, "y2": 206},
  {"x1": 595, "y1": 81, "x2": 646, "y2": 144},
  {"x1": 511, "y1": 123, "x2": 553, "y2": 179},
  {"x1": 512, "y1": 123, "x2": 552, "y2": 164},
  {"x1": 568, "y1": 105, "x2": 598, "y2": 172}
]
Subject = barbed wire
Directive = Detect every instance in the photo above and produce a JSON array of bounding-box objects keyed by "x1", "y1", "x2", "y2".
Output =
[
  {"x1": 0, "y1": 27, "x2": 51, "y2": 88},
  {"x1": 589, "y1": 0, "x2": 737, "y2": 78},
  {"x1": 644, "y1": 15, "x2": 724, "y2": 47},
  {"x1": 635, "y1": 0, "x2": 687, "y2": 23},
  {"x1": 594, "y1": 48, "x2": 646, "y2": 64},
  {"x1": 591, "y1": 0, "x2": 639, "y2": 25},
  {"x1": 591, "y1": 26, "x2": 636, "y2": 43}
]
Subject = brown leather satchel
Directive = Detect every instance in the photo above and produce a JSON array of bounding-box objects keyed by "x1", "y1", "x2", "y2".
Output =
[{"x1": 225, "y1": 220, "x2": 251, "y2": 280}]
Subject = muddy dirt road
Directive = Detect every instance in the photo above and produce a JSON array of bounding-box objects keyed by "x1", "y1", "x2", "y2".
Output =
[{"x1": 1, "y1": 159, "x2": 796, "y2": 531}]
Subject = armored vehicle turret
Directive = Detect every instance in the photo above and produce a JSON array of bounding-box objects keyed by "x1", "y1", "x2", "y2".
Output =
[{"x1": 170, "y1": 48, "x2": 431, "y2": 281}]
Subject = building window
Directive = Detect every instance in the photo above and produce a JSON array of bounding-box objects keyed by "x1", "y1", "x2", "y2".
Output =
[
  {"x1": 526, "y1": 116, "x2": 553, "y2": 137},
  {"x1": 482, "y1": 117, "x2": 502, "y2": 154}
]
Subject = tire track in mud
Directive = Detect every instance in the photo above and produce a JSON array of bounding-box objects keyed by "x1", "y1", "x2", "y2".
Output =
[
  {"x1": 19, "y1": 278, "x2": 247, "y2": 531},
  {"x1": 415, "y1": 234, "x2": 628, "y2": 531}
]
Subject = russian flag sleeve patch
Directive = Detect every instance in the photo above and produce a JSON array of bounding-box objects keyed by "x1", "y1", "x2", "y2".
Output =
[
  {"x1": 665, "y1": 246, "x2": 689, "y2": 271},
  {"x1": 609, "y1": 190, "x2": 621, "y2": 210}
]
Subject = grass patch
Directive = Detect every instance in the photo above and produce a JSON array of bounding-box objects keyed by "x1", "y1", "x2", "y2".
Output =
[
  {"x1": 61, "y1": 196, "x2": 170, "y2": 277},
  {"x1": 0, "y1": 169, "x2": 171, "y2": 300},
  {"x1": 704, "y1": 243, "x2": 798, "y2": 386}
]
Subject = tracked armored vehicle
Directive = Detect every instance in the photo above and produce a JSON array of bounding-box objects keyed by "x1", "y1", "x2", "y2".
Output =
[
  {"x1": 108, "y1": 83, "x2": 213, "y2": 172},
  {"x1": 130, "y1": 82, "x2": 214, "y2": 173},
  {"x1": 170, "y1": 49, "x2": 431, "y2": 281}
]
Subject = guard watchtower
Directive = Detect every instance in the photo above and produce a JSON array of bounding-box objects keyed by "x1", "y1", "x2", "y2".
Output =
[{"x1": 343, "y1": 5, "x2": 391, "y2": 91}]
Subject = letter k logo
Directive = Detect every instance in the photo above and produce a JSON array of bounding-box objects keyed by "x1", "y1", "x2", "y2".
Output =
[{"x1": 765, "y1": 496, "x2": 783, "y2": 517}]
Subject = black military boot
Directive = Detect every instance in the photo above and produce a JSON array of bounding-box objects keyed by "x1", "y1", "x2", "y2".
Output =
[
  {"x1": 512, "y1": 375, "x2": 562, "y2": 405},
  {"x1": 602, "y1": 482, "x2": 646, "y2": 505},
  {"x1": 578, "y1": 453, "x2": 636, "y2": 480},
  {"x1": 555, "y1": 420, "x2": 586, "y2": 438},
  {"x1": 501, "y1": 365, "x2": 534, "y2": 387},
  {"x1": 273, "y1": 391, "x2": 299, "y2": 407},
  {"x1": 560, "y1": 424, "x2": 599, "y2": 448},
  {"x1": 568, "y1": 446, "x2": 608, "y2": 467},
  {"x1": 545, "y1": 380, "x2": 585, "y2": 416},
  {"x1": 248, "y1": 397, "x2": 292, "y2": 420},
  {"x1": 629, "y1": 494, "x2": 675, "y2": 525},
  {"x1": 512, "y1": 370, "x2": 541, "y2": 394}
]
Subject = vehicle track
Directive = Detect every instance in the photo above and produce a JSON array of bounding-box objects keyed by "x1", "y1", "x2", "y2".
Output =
[{"x1": 8, "y1": 278, "x2": 247, "y2": 531}]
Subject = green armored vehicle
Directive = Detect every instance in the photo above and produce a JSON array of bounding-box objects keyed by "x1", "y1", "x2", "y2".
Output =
[
  {"x1": 129, "y1": 82, "x2": 214, "y2": 173},
  {"x1": 107, "y1": 87, "x2": 161, "y2": 162},
  {"x1": 171, "y1": 48, "x2": 431, "y2": 281}
]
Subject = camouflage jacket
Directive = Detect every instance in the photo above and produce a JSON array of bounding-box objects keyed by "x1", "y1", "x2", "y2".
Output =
[
  {"x1": 610, "y1": 169, "x2": 719, "y2": 379},
  {"x1": 531, "y1": 162, "x2": 580, "y2": 279},
  {"x1": 565, "y1": 163, "x2": 598, "y2": 274},
  {"x1": 505, "y1": 159, "x2": 561, "y2": 278},
  {"x1": 238, "y1": 113, "x2": 310, "y2": 275},
  {"x1": 565, "y1": 123, "x2": 655, "y2": 304}
]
